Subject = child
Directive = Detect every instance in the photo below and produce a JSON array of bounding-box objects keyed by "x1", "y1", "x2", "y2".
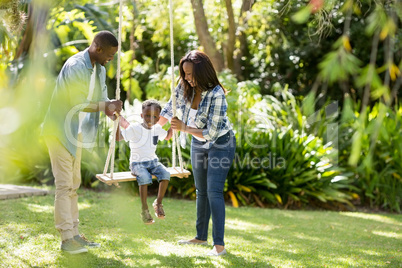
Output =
[{"x1": 119, "y1": 99, "x2": 173, "y2": 224}]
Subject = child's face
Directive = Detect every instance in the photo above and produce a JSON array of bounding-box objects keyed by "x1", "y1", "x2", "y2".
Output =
[{"x1": 141, "y1": 105, "x2": 161, "y2": 128}]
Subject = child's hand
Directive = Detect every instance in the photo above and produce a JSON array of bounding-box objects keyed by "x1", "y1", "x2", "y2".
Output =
[
  {"x1": 119, "y1": 116, "x2": 130, "y2": 129},
  {"x1": 165, "y1": 127, "x2": 173, "y2": 140}
]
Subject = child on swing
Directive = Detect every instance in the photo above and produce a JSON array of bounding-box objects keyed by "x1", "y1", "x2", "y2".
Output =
[{"x1": 118, "y1": 99, "x2": 173, "y2": 224}]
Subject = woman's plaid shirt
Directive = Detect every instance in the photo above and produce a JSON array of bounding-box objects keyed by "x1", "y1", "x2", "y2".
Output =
[{"x1": 160, "y1": 83, "x2": 232, "y2": 145}]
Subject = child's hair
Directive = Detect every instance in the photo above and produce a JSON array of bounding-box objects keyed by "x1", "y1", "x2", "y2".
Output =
[{"x1": 142, "y1": 99, "x2": 162, "y2": 113}]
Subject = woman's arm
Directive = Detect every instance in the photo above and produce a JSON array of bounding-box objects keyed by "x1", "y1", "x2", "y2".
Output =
[{"x1": 171, "y1": 117, "x2": 205, "y2": 139}]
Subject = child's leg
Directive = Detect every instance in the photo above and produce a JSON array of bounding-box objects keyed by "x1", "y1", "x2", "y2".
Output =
[
  {"x1": 131, "y1": 162, "x2": 153, "y2": 211},
  {"x1": 156, "y1": 180, "x2": 169, "y2": 204},
  {"x1": 139, "y1": 184, "x2": 148, "y2": 211},
  {"x1": 153, "y1": 180, "x2": 168, "y2": 219},
  {"x1": 151, "y1": 162, "x2": 171, "y2": 204},
  {"x1": 150, "y1": 162, "x2": 170, "y2": 219}
]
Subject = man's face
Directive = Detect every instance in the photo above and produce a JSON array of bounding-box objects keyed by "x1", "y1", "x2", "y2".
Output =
[{"x1": 96, "y1": 46, "x2": 118, "y2": 66}]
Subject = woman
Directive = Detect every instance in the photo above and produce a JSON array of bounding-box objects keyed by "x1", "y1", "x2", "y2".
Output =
[{"x1": 158, "y1": 50, "x2": 236, "y2": 256}]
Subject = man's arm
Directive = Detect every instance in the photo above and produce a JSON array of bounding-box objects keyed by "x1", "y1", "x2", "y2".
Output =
[
  {"x1": 60, "y1": 60, "x2": 123, "y2": 119},
  {"x1": 82, "y1": 100, "x2": 123, "y2": 118}
]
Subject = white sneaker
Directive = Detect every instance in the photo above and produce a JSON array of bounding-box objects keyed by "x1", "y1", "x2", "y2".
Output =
[{"x1": 206, "y1": 248, "x2": 227, "y2": 256}]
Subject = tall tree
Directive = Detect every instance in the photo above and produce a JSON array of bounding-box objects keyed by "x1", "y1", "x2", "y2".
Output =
[
  {"x1": 190, "y1": 0, "x2": 224, "y2": 71},
  {"x1": 234, "y1": 0, "x2": 255, "y2": 79},
  {"x1": 224, "y1": 0, "x2": 236, "y2": 71},
  {"x1": 190, "y1": 0, "x2": 255, "y2": 77}
]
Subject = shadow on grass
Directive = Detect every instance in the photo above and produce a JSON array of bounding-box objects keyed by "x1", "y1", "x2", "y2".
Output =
[{"x1": 56, "y1": 251, "x2": 126, "y2": 267}]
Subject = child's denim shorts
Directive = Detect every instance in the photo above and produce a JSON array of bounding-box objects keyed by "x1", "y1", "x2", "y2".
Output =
[{"x1": 130, "y1": 159, "x2": 170, "y2": 186}]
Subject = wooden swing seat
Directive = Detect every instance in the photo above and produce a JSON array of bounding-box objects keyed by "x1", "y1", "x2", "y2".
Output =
[{"x1": 96, "y1": 167, "x2": 191, "y2": 185}]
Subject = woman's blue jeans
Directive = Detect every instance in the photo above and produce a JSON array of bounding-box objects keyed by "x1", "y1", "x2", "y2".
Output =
[{"x1": 191, "y1": 130, "x2": 236, "y2": 246}]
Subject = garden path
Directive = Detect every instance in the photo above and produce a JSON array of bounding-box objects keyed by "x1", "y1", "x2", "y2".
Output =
[{"x1": 0, "y1": 184, "x2": 48, "y2": 200}]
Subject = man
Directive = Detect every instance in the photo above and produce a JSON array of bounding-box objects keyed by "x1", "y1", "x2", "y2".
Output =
[{"x1": 42, "y1": 31, "x2": 122, "y2": 254}]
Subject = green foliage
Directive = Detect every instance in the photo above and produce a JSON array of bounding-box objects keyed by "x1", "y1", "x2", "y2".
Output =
[
  {"x1": 338, "y1": 98, "x2": 402, "y2": 212},
  {"x1": 120, "y1": 51, "x2": 144, "y2": 101},
  {"x1": 318, "y1": 36, "x2": 362, "y2": 84},
  {"x1": 145, "y1": 66, "x2": 178, "y2": 102},
  {"x1": 244, "y1": 0, "x2": 401, "y2": 106},
  {"x1": 226, "y1": 82, "x2": 353, "y2": 208}
]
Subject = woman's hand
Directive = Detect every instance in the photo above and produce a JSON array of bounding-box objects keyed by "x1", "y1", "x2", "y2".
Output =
[{"x1": 171, "y1": 117, "x2": 186, "y2": 132}]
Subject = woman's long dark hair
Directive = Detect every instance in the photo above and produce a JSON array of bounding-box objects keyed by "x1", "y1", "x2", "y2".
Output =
[{"x1": 179, "y1": 50, "x2": 226, "y2": 102}]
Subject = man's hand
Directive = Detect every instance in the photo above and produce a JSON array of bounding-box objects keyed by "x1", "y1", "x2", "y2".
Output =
[{"x1": 104, "y1": 100, "x2": 123, "y2": 118}]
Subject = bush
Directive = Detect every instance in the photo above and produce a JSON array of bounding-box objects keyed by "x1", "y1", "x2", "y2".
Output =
[
  {"x1": 338, "y1": 98, "x2": 402, "y2": 212},
  {"x1": 226, "y1": 82, "x2": 354, "y2": 208}
]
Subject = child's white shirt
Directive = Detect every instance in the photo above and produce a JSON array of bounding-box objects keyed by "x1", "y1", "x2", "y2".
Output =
[{"x1": 121, "y1": 123, "x2": 167, "y2": 163}]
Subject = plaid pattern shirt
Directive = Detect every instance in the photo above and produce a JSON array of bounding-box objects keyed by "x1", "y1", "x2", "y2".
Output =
[{"x1": 161, "y1": 84, "x2": 232, "y2": 145}]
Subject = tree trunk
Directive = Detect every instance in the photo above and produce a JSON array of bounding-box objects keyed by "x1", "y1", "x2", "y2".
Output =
[
  {"x1": 128, "y1": 0, "x2": 139, "y2": 102},
  {"x1": 234, "y1": 0, "x2": 255, "y2": 79},
  {"x1": 14, "y1": 4, "x2": 33, "y2": 60},
  {"x1": 224, "y1": 0, "x2": 236, "y2": 72},
  {"x1": 190, "y1": 0, "x2": 224, "y2": 71},
  {"x1": 14, "y1": 2, "x2": 49, "y2": 60}
]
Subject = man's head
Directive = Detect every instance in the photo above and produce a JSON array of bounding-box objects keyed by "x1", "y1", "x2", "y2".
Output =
[
  {"x1": 141, "y1": 99, "x2": 162, "y2": 129},
  {"x1": 89, "y1": 31, "x2": 118, "y2": 66}
]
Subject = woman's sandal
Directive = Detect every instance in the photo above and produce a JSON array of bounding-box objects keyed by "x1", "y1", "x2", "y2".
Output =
[
  {"x1": 152, "y1": 199, "x2": 165, "y2": 219},
  {"x1": 141, "y1": 209, "x2": 155, "y2": 225}
]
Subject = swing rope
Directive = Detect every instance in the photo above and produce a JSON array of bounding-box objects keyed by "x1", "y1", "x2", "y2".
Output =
[
  {"x1": 102, "y1": 0, "x2": 123, "y2": 184},
  {"x1": 101, "y1": 0, "x2": 185, "y2": 184},
  {"x1": 169, "y1": 0, "x2": 184, "y2": 172}
]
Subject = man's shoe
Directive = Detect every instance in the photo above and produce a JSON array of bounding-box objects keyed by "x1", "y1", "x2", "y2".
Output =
[
  {"x1": 74, "y1": 235, "x2": 101, "y2": 248},
  {"x1": 206, "y1": 248, "x2": 227, "y2": 256},
  {"x1": 178, "y1": 238, "x2": 208, "y2": 245},
  {"x1": 61, "y1": 238, "x2": 88, "y2": 254}
]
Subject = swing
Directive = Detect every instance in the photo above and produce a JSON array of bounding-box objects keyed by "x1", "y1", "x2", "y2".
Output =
[{"x1": 96, "y1": 0, "x2": 190, "y2": 186}]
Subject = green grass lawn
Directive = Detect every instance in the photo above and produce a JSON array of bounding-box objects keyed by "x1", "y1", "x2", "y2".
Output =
[{"x1": 0, "y1": 187, "x2": 401, "y2": 268}]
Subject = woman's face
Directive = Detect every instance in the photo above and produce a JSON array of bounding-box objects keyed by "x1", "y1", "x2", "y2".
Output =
[{"x1": 183, "y1": 62, "x2": 195, "y2": 87}]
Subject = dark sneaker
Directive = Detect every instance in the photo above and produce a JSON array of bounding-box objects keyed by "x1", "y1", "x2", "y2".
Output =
[
  {"x1": 74, "y1": 235, "x2": 101, "y2": 248},
  {"x1": 61, "y1": 238, "x2": 88, "y2": 254}
]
